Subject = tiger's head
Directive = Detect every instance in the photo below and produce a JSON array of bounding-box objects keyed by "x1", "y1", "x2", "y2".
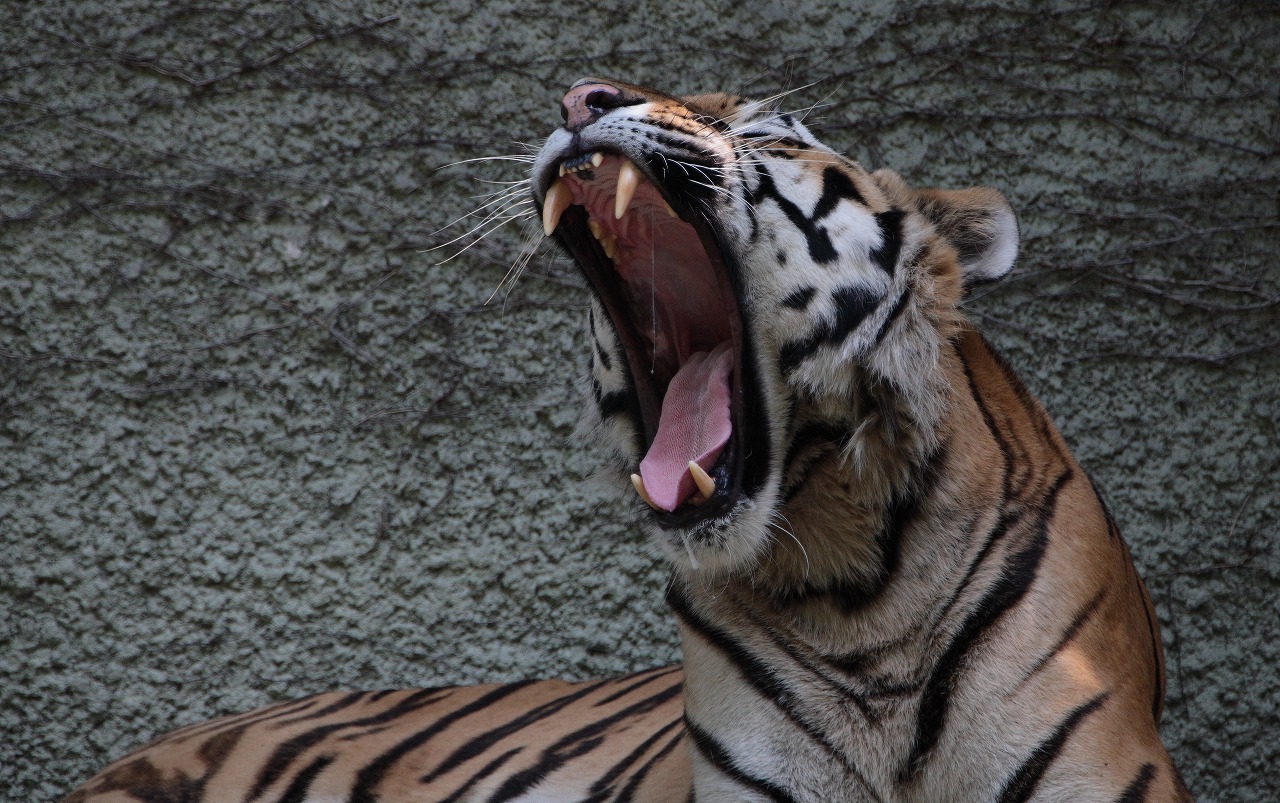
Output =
[{"x1": 533, "y1": 79, "x2": 1018, "y2": 578}]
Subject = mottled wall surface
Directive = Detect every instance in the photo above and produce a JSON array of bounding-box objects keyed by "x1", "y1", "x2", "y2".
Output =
[{"x1": 2, "y1": 1, "x2": 1276, "y2": 800}]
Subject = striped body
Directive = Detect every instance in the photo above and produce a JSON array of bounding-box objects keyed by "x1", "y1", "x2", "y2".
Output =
[
  {"x1": 67, "y1": 668, "x2": 688, "y2": 802},
  {"x1": 67, "y1": 78, "x2": 1188, "y2": 802},
  {"x1": 669, "y1": 329, "x2": 1186, "y2": 802}
]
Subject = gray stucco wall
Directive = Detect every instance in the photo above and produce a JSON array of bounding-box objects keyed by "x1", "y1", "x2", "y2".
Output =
[{"x1": 2, "y1": 1, "x2": 1275, "y2": 800}]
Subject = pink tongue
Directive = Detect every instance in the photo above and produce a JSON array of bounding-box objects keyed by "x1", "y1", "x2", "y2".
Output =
[{"x1": 639, "y1": 342, "x2": 734, "y2": 511}]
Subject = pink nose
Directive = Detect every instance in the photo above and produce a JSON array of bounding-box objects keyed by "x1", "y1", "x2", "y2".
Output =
[{"x1": 561, "y1": 82, "x2": 625, "y2": 131}]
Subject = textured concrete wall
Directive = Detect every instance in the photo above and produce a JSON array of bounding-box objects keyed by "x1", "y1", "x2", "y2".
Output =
[{"x1": 2, "y1": 1, "x2": 1276, "y2": 800}]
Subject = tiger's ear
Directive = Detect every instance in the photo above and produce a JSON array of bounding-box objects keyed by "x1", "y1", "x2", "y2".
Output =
[{"x1": 913, "y1": 186, "x2": 1019, "y2": 286}]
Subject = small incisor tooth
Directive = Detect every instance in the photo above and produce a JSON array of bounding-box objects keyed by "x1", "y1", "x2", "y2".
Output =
[
  {"x1": 631, "y1": 473, "x2": 660, "y2": 511},
  {"x1": 542, "y1": 179, "x2": 572, "y2": 236},
  {"x1": 615, "y1": 160, "x2": 641, "y2": 220},
  {"x1": 688, "y1": 461, "x2": 716, "y2": 499},
  {"x1": 591, "y1": 152, "x2": 604, "y2": 167}
]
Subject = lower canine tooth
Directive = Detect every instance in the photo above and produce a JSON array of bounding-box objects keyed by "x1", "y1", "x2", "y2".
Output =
[
  {"x1": 688, "y1": 461, "x2": 716, "y2": 498},
  {"x1": 631, "y1": 474, "x2": 660, "y2": 511},
  {"x1": 542, "y1": 179, "x2": 572, "y2": 236},
  {"x1": 663, "y1": 200, "x2": 676, "y2": 217},
  {"x1": 615, "y1": 160, "x2": 641, "y2": 220}
]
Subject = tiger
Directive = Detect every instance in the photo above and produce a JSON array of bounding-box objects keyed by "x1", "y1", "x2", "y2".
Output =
[{"x1": 65, "y1": 78, "x2": 1190, "y2": 802}]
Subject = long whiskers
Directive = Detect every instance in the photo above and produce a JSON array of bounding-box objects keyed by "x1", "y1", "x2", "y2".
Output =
[
  {"x1": 767, "y1": 510, "x2": 810, "y2": 582},
  {"x1": 486, "y1": 219, "x2": 547, "y2": 305}
]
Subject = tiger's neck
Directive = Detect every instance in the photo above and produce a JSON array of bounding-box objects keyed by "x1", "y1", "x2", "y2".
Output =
[{"x1": 666, "y1": 328, "x2": 1075, "y2": 791}]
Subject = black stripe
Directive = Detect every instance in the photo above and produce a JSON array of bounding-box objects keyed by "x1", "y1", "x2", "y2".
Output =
[
  {"x1": 829, "y1": 285, "x2": 883, "y2": 344},
  {"x1": 746, "y1": 166, "x2": 837, "y2": 264},
  {"x1": 995, "y1": 692, "x2": 1111, "y2": 803},
  {"x1": 1116, "y1": 763, "x2": 1158, "y2": 803},
  {"x1": 666, "y1": 586, "x2": 881, "y2": 798},
  {"x1": 684, "y1": 718, "x2": 797, "y2": 803},
  {"x1": 435, "y1": 747, "x2": 523, "y2": 803},
  {"x1": 1136, "y1": 570, "x2": 1166, "y2": 723},
  {"x1": 779, "y1": 328, "x2": 826, "y2": 376},
  {"x1": 781, "y1": 421, "x2": 850, "y2": 499},
  {"x1": 1015, "y1": 588, "x2": 1107, "y2": 688},
  {"x1": 668, "y1": 585, "x2": 831, "y2": 741},
  {"x1": 904, "y1": 469, "x2": 1072, "y2": 779},
  {"x1": 812, "y1": 166, "x2": 865, "y2": 220},
  {"x1": 781, "y1": 286, "x2": 816, "y2": 310},
  {"x1": 274, "y1": 690, "x2": 368, "y2": 727},
  {"x1": 980, "y1": 334, "x2": 1071, "y2": 465},
  {"x1": 249, "y1": 688, "x2": 451, "y2": 801},
  {"x1": 584, "y1": 717, "x2": 684, "y2": 802},
  {"x1": 483, "y1": 683, "x2": 683, "y2": 802},
  {"x1": 1086, "y1": 472, "x2": 1120, "y2": 542},
  {"x1": 418, "y1": 679, "x2": 613, "y2": 785},
  {"x1": 869, "y1": 210, "x2": 904, "y2": 275},
  {"x1": 957, "y1": 345, "x2": 1014, "y2": 502},
  {"x1": 594, "y1": 336, "x2": 613, "y2": 372},
  {"x1": 594, "y1": 666, "x2": 681, "y2": 706},
  {"x1": 873, "y1": 286, "x2": 911, "y2": 346},
  {"x1": 592, "y1": 378, "x2": 630, "y2": 419},
  {"x1": 348, "y1": 681, "x2": 538, "y2": 803},
  {"x1": 612, "y1": 726, "x2": 686, "y2": 803},
  {"x1": 277, "y1": 753, "x2": 335, "y2": 803},
  {"x1": 163, "y1": 696, "x2": 320, "y2": 744},
  {"x1": 779, "y1": 443, "x2": 947, "y2": 612}
]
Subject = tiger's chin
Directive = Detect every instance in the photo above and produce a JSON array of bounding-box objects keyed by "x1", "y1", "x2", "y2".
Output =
[{"x1": 644, "y1": 486, "x2": 782, "y2": 578}]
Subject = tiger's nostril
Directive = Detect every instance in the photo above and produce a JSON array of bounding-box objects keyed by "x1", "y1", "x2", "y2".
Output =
[
  {"x1": 561, "y1": 82, "x2": 638, "y2": 131},
  {"x1": 584, "y1": 89, "x2": 620, "y2": 112}
]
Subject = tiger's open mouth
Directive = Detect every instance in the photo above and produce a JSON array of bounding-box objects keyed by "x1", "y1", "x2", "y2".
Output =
[{"x1": 537, "y1": 151, "x2": 748, "y2": 528}]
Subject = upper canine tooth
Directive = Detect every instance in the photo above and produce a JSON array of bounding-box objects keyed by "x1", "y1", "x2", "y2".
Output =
[
  {"x1": 688, "y1": 461, "x2": 716, "y2": 499},
  {"x1": 615, "y1": 161, "x2": 641, "y2": 220},
  {"x1": 542, "y1": 178, "x2": 572, "y2": 236}
]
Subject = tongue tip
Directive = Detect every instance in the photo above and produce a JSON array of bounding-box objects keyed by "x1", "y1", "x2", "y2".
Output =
[
  {"x1": 637, "y1": 465, "x2": 693, "y2": 512},
  {"x1": 638, "y1": 344, "x2": 734, "y2": 513}
]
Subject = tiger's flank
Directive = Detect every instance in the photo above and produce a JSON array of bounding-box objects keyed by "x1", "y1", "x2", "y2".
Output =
[{"x1": 67, "y1": 79, "x2": 1189, "y2": 803}]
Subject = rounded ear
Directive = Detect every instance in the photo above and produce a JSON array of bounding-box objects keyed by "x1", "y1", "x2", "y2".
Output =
[{"x1": 913, "y1": 187, "x2": 1019, "y2": 286}]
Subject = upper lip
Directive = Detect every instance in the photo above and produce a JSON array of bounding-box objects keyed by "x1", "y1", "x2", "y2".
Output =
[{"x1": 536, "y1": 145, "x2": 749, "y2": 526}]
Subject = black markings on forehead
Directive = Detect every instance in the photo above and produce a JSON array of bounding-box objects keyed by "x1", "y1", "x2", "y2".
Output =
[
  {"x1": 747, "y1": 165, "x2": 871, "y2": 267},
  {"x1": 747, "y1": 167, "x2": 836, "y2": 264},
  {"x1": 813, "y1": 167, "x2": 866, "y2": 219},
  {"x1": 870, "y1": 209, "x2": 905, "y2": 276}
]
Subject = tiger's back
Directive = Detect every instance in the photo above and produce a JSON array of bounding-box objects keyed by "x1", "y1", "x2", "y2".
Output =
[{"x1": 67, "y1": 667, "x2": 688, "y2": 802}]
